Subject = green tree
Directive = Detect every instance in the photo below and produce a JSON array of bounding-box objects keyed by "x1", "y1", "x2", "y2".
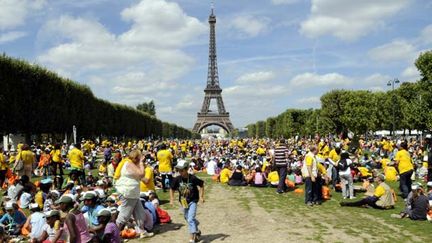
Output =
[{"x1": 136, "y1": 100, "x2": 156, "y2": 116}]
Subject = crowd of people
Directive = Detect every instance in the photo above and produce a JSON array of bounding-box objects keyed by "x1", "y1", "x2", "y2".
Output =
[{"x1": 0, "y1": 133, "x2": 431, "y2": 242}]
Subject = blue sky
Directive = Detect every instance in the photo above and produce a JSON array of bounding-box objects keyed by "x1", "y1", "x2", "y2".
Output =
[{"x1": 1, "y1": 0, "x2": 431, "y2": 128}]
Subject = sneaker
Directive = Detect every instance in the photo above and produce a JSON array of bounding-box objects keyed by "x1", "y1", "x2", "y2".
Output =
[
  {"x1": 343, "y1": 197, "x2": 347, "y2": 199},
  {"x1": 140, "y1": 231, "x2": 154, "y2": 238},
  {"x1": 306, "y1": 202, "x2": 314, "y2": 207},
  {"x1": 195, "y1": 230, "x2": 201, "y2": 242},
  {"x1": 276, "y1": 191, "x2": 283, "y2": 194},
  {"x1": 349, "y1": 196, "x2": 356, "y2": 199}
]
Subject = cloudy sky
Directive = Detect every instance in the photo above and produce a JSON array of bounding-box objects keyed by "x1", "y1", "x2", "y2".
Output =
[{"x1": 1, "y1": 0, "x2": 431, "y2": 128}]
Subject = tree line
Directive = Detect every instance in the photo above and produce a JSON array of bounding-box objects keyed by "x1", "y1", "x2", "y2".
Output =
[
  {"x1": 246, "y1": 51, "x2": 432, "y2": 138},
  {"x1": 0, "y1": 54, "x2": 196, "y2": 140}
]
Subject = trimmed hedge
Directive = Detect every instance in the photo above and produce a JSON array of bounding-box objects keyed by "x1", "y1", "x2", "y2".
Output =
[{"x1": 0, "y1": 54, "x2": 194, "y2": 139}]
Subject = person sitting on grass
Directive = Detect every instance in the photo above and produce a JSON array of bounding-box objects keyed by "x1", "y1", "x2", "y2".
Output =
[
  {"x1": 228, "y1": 165, "x2": 247, "y2": 186},
  {"x1": 340, "y1": 174, "x2": 395, "y2": 209},
  {"x1": 0, "y1": 202, "x2": 27, "y2": 236},
  {"x1": 219, "y1": 164, "x2": 231, "y2": 184},
  {"x1": 391, "y1": 183, "x2": 430, "y2": 220},
  {"x1": 24, "y1": 203, "x2": 46, "y2": 241},
  {"x1": 37, "y1": 210, "x2": 67, "y2": 243},
  {"x1": 96, "y1": 209, "x2": 121, "y2": 243},
  {"x1": 267, "y1": 168, "x2": 279, "y2": 187},
  {"x1": 251, "y1": 167, "x2": 267, "y2": 187}
]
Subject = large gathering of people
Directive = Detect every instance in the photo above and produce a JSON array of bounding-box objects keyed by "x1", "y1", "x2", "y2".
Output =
[{"x1": 0, "y1": 133, "x2": 431, "y2": 242}]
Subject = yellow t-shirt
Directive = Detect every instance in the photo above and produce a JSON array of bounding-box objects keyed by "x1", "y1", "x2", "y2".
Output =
[
  {"x1": 328, "y1": 149, "x2": 340, "y2": 163},
  {"x1": 395, "y1": 149, "x2": 413, "y2": 174},
  {"x1": 268, "y1": 171, "x2": 279, "y2": 184},
  {"x1": 68, "y1": 148, "x2": 84, "y2": 170},
  {"x1": 140, "y1": 166, "x2": 155, "y2": 192},
  {"x1": 317, "y1": 163, "x2": 326, "y2": 175},
  {"x1": 384, "y1": 166, "x2": 398, "y2": 182},
  {"x1": 20, "y1": 150, "x2": 35, "y2": 165},
  {"x1": 220, "y1": 168, "x2": 231, "y2": 184},
  {"x1": 256, "y1": 147, "x2": 266, "y2": 155},
  {"x1": 305, "y1": 155, "x2": 314, "y2": 166},
  {"x1": 374, "y1": 184, "x2": 385, "y2": 197},
  {"x1": 50, "y1": 149, "x2": 62, "y2": 163},
  {"x1": 380, "y1": 158, "x2": 390, "y2": 169},
  {"x1": 98, "y1": 163, "x2": 107, "y2": 174},
  {"x1": 157, "y1": 149, "x2": 173, "y2": 173},
  {"x1": 35, "y1": 191, "x2": 44, "y2": 208},
  {"x1": 0, "y1": 153, "x2": 7, "y2": 170}
]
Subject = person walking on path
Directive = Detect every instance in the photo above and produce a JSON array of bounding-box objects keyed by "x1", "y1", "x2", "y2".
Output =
[{"x1": 170, "y1": 160, "x2": 205, "y2": 243}]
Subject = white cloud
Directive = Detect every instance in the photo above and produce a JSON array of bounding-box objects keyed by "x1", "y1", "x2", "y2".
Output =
[
  {"x1": 0, "y1": 31, "x2": 27, "y2": 44},
  {"x1": 0, "y1": 0, "x2": 46, "y2": 30},
  {"x1": 289, "y1": 72, "x2": 352, "y2": 88},
  {"x1": 363, "y1": 73, "x2": 392, "y2": 85},
  {"x1": 401, "y1": 66, "x2": 420, "y2": 81},
  {"x1": 235, "y1": 71, "x2": 276, "y2": 84},
  {"x1": 37, "y1": 0, "x2": 206, "y2": 100},
  {"x1": 271, "y1": 0, "x2": 299, "y2": 5},
  {"x1": 300, "y1": 0, "x2": 411, "y2": 41},
  {"x1": 297, "y1": 96, "x2": 320, "y2": 105},
  {"x1": 231, "y1": 15, "x2": 271, "y2": 37},
  {"x1": 420, "y1": 24, "x2": 432, "y2": 44},
  {"x1": 368, "y1": 40, "x2": 415, "y2": 62}
]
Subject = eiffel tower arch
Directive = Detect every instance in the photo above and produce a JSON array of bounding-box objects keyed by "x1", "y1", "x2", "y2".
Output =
[{"x1": 192, "y1": 5, "x2": 234, "y2": 134}]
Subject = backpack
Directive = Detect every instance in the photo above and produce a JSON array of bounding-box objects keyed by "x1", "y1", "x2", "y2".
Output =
[
  {"x1": 338, "y1": 158, "x2": 349, "y2": 171},
  {"x1": 156, "y1": 207, "x2": 171, "y2": 224}
]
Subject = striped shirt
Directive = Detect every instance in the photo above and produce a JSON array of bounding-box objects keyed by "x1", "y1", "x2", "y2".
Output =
[{"x1": 274, "y1": 145, "x2": 289, "y2": 167}]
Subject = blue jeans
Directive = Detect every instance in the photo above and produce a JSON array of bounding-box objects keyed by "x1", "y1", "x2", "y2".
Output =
[
  {"x1": 399, "y1": 170, "x2": 413, "y2": 199},
  {"x1": 277, "y1": 166, "x2": 288, "y2": 192},
  {"x1": 183, "y1": 202, "x2": 199, "y2": 234},
  {"x1": 304, "y1": 177, "x2": 314, "y2": 204}
]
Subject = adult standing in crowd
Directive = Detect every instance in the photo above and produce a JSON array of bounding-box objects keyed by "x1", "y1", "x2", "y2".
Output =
[
  {"x1": 68, "y1": 144, "x2": 85, "y2": 184},
  {"x1": 395, "y1": 141, "x2": 414, "y2": 199},
  {"x1": 302, "y1": 146, "x2": 318, "y2": 206},
  {"x1": 114, "y1": 150, "x2": 153, "y2": 238},
  {"x1": 157, "y1": 143, "x2": 173, "y2": 192},
  {"x1": 50, "y1": 144, "x2": 63, "y2": 177},
  {"x1": 14, "y1": 144, "x2": 35, "y2": 179},
  {"x1": 273, "y1": 139, "x2": 289, "y2": 194}
]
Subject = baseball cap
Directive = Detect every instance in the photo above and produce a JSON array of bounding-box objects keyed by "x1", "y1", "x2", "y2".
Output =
[
  {"x1": 426, "y1": 134, "x2": 432, "y2": 139},
  {"x1": 96, "y1": 180, "x2": 104, "y2": 186},
  {"x1": 427, "y1": 181, "x2": 432, "y2": 187},
  {"x1": 97, "y1": 209, "x2": 111, "y2": 217},
  {"x1": 106, "y1": 196, "x2": 116, "y2": 203},
  {"x1": 411, "y1": 182, "x2": 423, "y2": 190},
  {"x1": 41, "y1": 178, "x2": 53, "y2": 184},
  {"x1": 175, "y1": 160, "x2": 189, "y2": 170},
  {"x1": 83, "y1": 191, "x2": 97, "y2": 200},
  {"x1": 45, "y1": 210, "x2": 60, "y2": 218},
  {"x1": 376, "y1": 174, "x2": 385, "y2": 181},
  {"x1": 55, "y1": 195, "x2": 74, "y2": 205}
]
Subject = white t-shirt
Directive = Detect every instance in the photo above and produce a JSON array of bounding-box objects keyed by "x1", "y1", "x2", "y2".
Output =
[
  {"x1": 338, "y1": 159, "x2": 352, "y2": 176},
  {"x1": 206, "y1": 160, "x2": 217, "y2": 175},
  {"x1": 20, "y1": 192, "x2": 32, "y2": 208},
  {"x1": 30, "y1": 212, "x2": 46, "y2": 239}
]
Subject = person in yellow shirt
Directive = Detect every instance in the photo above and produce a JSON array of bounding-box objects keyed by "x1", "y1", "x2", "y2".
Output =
[
  {"x1": 394, "y1": 142, "x2": 414, "y2": 198},
  {"x1": 15, "y1": 144, "x2": 36, "y2": 179},
  {"x1": 340, "y1": 174, "x2": 395, "y2": 209},
  {"x1": 0, "y1": 147, "x2": 7, "y2": 187},
  {"x1": 267, "y1": 170, "x2": 279, "y2": 187},
  {"x1": 140, "y1": 161, "x2": 155, "y2": 192},
  {"x1": 50, "y1": 144, "x2": 64, "y2": 177},
  {"x1": 219, "y1": 164, "x2": 232, "y2": 184},
  {"x1": 384, "y1": 166, "x2": 398, "y2": 182},
  {"x1": 68, "y1": 144, "x2": 85, "y2": 184},
  {"x1": 157, "y1": 144, "x2": 173, "y2": 192}
]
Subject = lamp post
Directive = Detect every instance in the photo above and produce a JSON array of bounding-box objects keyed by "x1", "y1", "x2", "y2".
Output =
[{"x1": 387, "y1": 78, "x2": 400, "y2": 137}]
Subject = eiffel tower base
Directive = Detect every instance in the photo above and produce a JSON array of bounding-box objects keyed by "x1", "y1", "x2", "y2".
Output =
[{"x1": 192, "y1": 113, "x2": 234, "y2": 134}]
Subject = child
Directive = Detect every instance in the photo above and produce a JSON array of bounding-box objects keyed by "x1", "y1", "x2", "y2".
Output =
[
  {"x1": 97, "y1": 209, "x2": 121, "y2": 243},
  {"x1": 37, "y1": 210, "x2": 67, "y2": 243},
  {"x1": 98, "y1": 161, "x2": 107, "y2": 177},
  {"x1": 44, "y1": 190, "x2": 60, "y2": 212},
  {"x1": 19, "y1": 185, "x2": 33, "y2": 209}
]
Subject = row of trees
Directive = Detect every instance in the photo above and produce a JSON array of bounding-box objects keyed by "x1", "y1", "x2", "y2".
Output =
[
  {"x1": 0, "y1": 54, "x2": 195, "y2": 140},
  {"x1": 247, "y1": 51, "x2": 432, "y2": 138}
]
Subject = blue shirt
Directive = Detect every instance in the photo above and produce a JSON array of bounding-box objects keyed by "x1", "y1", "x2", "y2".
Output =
[
  {"x1": 0, "y1": 211, "x2": 27, "y2": 226},
  {"x1": 81, "y1": 205, "x2": 105, "y2": 226}
]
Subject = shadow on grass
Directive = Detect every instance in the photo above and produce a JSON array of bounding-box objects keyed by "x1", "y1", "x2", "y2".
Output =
[
  {"x1": 200, "y1": 233, "x2": 230, "y2": 242},
  {"x1": 153, "y1": 222, "x2": 184, "y2": 234}
]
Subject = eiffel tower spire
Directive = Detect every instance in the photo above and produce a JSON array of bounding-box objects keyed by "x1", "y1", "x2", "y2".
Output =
[{"x1": 192, "y1": 3, "x2": 234, "y2": 134}]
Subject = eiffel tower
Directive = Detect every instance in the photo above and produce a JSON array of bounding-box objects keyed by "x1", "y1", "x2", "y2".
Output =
[{"x1": 193, "y1": 4, "x2": 234, "y2": 134}]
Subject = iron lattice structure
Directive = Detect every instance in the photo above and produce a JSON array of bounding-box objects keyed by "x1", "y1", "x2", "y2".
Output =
[{"x1": 192, "y1": 7, "x2": 234, "y2": 134}]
